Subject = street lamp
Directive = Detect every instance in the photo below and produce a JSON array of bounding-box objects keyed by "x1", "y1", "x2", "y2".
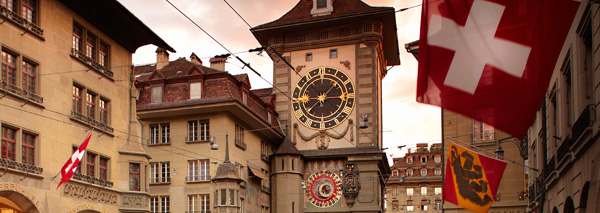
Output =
[
  {"x1": 495, "y1": 136, "x2": 527, "y2": 160},
  {"x1": 495, "y1": 145, "x2": 505, "y2": 159},
  {"x1": 210, "y1": 136, "x2": 218, "y2": 150}
]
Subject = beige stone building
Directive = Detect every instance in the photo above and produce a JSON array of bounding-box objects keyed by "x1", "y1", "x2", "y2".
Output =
[
  {"x1": 251, "y1": 0, "x2": 399, "y2": 212},
  {"x1": 525, "y1": 4, "x2": 599, "y2": 213},
  {"x1": 135, "y1": 53, "x2": 283, "y2": 213},
  {"x1": 385, "y1": 143, "x2": 443, "y2": 213},
  {"x1": 0, "y1": 0, "x2": 172, "y2": 212}
]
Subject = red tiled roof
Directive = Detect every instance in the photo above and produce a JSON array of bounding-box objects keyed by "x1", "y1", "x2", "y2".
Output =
[
  {"x1": 253, "y1": 0, "x2": 390, "y2": 29},
  {"x1": 134, "y1": 57, "x2": 224, "y2": 82}
]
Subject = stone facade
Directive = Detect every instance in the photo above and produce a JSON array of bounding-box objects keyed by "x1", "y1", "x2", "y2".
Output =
[
  {"x1": 526, "y1": 4, "x2": 600, "y2": 213},
  {"x1": 0, "y1": 0, "x2": 171, "y2": 212}
]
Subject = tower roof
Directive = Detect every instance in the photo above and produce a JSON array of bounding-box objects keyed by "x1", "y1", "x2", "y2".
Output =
[{"x1": 272, "y1": 137, "x2": 301, "y2": 156}]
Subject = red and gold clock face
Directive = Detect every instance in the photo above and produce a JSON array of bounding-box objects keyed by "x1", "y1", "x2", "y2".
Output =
[{"x1": 306, "y1": 170, "x2": 342, "y2": 208}]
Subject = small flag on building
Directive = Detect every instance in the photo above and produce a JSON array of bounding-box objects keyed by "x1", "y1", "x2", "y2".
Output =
[
  {"x1": 444, "y1": 142, "x2": 506, "y2": 213},
  {"x1": 416, "y1": 0, "x2": 580, "y2": 138},
  {"x1": 56, "y1": 131, "x2": 93, "y2": 189}
]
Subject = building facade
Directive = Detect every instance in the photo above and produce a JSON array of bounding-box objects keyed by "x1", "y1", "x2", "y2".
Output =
[
  {"x1": 386, "y1": 143, "x2": 443, "y2": 213},
  {"x1": 251, "y1": 0, "x2": 399, "y2": 212},
  {"x1": 526, "y1": 4, "x2": 599, "y2": 213},
  {"x1": 0, "y1": 0, "x2": 172, "y2": 212},
  {"x1": 442, "y1": 110, "x2": 529, "y2": 213},
  {"x1": 135, "y1": 52, "x2": 284, "y2": 213}
]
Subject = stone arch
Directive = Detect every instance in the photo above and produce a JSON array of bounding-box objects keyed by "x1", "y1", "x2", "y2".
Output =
[
  {"x1": 579, "y1": 181, "x2": 590, "y2": 213},
  {"x1": 552, "y1": 206, "x2": 559, "y2": 213},
  {"x1": 564, "y1": 196, "x2": 575, "y2": 213},
  {"x1": 0, "y1": 190, "x2": 40, "y2": 213}
]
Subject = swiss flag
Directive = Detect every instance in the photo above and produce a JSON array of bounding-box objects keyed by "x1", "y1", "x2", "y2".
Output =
[
  {"x1": 57, "y1": 131, "x2": 93, "y2": 189},
  {"x1": 417, "y1": 0, "x2": 581, "y2": 138}
]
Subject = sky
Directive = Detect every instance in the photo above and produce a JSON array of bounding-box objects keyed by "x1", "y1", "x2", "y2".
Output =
[{"x1": 119, "y1": 0, "x2": 441, "y2": 162}]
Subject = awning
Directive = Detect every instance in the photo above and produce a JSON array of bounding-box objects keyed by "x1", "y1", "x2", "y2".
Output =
[{"x1": 248, "y1": 167, "x2": 266, "y2": 180}]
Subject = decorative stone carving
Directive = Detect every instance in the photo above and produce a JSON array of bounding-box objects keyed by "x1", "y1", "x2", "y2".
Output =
[
  {"x1": 293, "y1": 119, "x2": 354, "y2": 149},
  {"x1": 340, "y1": 60, "x2": 351, "y2": 69},
  {"x1": 121, "y1": 194, "x2": 148, "y2": 209},
  {"x1": 63, "y1": 183, "x2": 118, "y2": 205},
  {"x1": 342, "y1": 162, "x2": 360, "y2": 206}
]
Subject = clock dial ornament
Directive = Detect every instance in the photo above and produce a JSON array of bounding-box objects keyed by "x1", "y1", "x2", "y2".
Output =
[
  {"x1": 306, "y1": 170, "x2": 343, "y2": 208},
  {"x1": 292, "y1": 67, "x2": 355, "y2": 130}
]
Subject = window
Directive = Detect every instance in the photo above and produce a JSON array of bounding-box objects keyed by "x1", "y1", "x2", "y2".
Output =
[
  {"x1": 21, "y1": 132, "x2": 35, "y2": 165},
  {"x1": 150, "y1": 196, "x2": 170, "y2": 213},
  {"x1": 261, "y1": 141, "x2": 269, "y2": 158},
  {"x1": 407, "y1": 188, "x2": 413, "y2": 196},
  {"x1": 407, "y1": 157, "x2": 413, "y2": 164},
  {"x1": 434, "y1": 201, "x2": 442, "y2": 210},
  {"x1": 392, "y1": 170, "x2": 398, "y2": 177},
  {"x1": 99, "y1": 98, "x2": 108, "y2": 124},
  {"x1": 435, "y1": 168, "x2": 441, "y2": 176},
  {"x1": 229, "y1": 189, "x2": 235, "y2": 205},
  {"x1": 22, "y1": 60, "x2": 36, "y2": 94},
  {"x1": 406, "y1": 169, "x2": 413, "y2": 177},
  {"x1": 261, "y1": 168, "x2": 270, "y2": 190},
  {"x1": 329, "y1": 49, "x2": 337, "y2": 59},
  {"x1": 421, "y1": 169, "x2": 427, "y2": 176},
  {"x1": 21, "y1": 0, "x2": 36, "y2": 23},
  {"x1": 151, "y1": 87, "x2": 162, "y2": 103},
  {"x1": 306, "y1": 53, "x2": 312, "y2": 61},
  {"x1": 242, "y1": 91, "x2": 248, "y2": 105},
  {"x1": 71, "y1": 83, "x2": 112, "y2": 131},
  {"x1": 150, "y1": 162, "x2": 171, "y2": 184},
  {"x1": 86, "y1": 92, "x2": 96, "y2": 119},
  {"x1": 435, "y1": 187, "x2": 442, "y2": 195},
  {"x1": 190, "y1": 82, "x2": 202, "y2": 99},
  {"x1": 220, "y1": 189, "x2": 226, "y2": 205},
  {"x1": 187, "y1": 120, "x2": 198, "y2": 142},
  {"x1": 188, "y1": 159, "x2": 210, "y2": 181},
  {"x1": 149, "y1": 123, "x2": 170, "y2": 145},
  {"x1": 406, "y1": 205, "x2": 414, "y2": 211},
  {"x1": 316, "y1": 0, "x2": 327, "y2": 8},
  {"x1": 421, "y1": 204, "x2": 428, "y2": 211},
  {"x1": 86, "y1": 33, "x2": 97, "y2": 60},
  {"x1": 86, "y1": 152, "x2": 96, "y2": 177},
  {"x1": 1, "y1": 50, "x2": 17, "y2": 86},
  {"x1": 1, "y1": 126, "x2": 16, "y2": 161},
  {"x1": 235, "y1": 124, "x2": 246, "y2": 149},
  {"x1": 99, "y1": 156, "x2": 108, "y2": 180},
  {"x1": 434, "y1": 155, "x2": 441, "y2": 163},
  {"x1": 392, "y1": 200, "x2": 399, "y2": 212},
  {"x1": 421, "y1": 156, "x2": 427, "y2": 163},
  {"x1": 421, "y1": 187, "x2": 427, "y2": 195},
  {"x1": 188, "y1": 194, "x2": 210, "y2": 213},
  {"x1": 473, "y1": 120, "x2": 494, "y2": 142},
  {"x1": 71, "y1": 22, "x2": 112, "y2": 73},
  {"x1": 129, "y1": 163, "x2": 140, "y2": 191},
  {"x1": 392, "y1": 188, "x2": 398, "y2": 196}
]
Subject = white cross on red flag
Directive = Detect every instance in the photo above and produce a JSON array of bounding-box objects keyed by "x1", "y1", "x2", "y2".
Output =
[
  {"x1": 57, "y1": 131, "x2": 93, "y2": 189},
  {"x1": 417, "y1": 0, "x2": 580, "y2": 138}
]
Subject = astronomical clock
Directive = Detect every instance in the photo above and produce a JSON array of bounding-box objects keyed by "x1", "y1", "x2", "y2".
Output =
[{"x1": 306, "y1": 170, "x2": 343, "y2": 208}]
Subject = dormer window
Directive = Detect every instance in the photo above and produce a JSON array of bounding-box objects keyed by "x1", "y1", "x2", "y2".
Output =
[
  {"x1": 242, "y1": 91, "x2": 248, "y2": 105},
  {"x1": 434, "y1": 155, "x2": 441, "y2": 163},
  {"x1": 421, "y1": 156, "x2": 427, "y2": 164},
  {"x1": 311, "y1": 0, "x2": 333, "y2": 16},
  {"x1": 406, "y1": 157, "x2": 413, "y2": 164},
  {"x1": 190, "y1": 82, "x2": 201, "y2": 99},
  {"x1": 406, "y1": 169, "x2": 413, "y2": 177},
  {"x1": 151, "y1": 87, "x2": 162, "y2": 103}
]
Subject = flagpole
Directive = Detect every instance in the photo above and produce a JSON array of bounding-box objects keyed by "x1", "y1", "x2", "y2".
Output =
[{"x1": 446, "y1": 137, "x2": 538, "y2": 172}]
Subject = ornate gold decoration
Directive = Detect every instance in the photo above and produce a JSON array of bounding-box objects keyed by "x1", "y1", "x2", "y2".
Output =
[{"x1": 293, "y1": 119, "x2": 353, "y2": 149}]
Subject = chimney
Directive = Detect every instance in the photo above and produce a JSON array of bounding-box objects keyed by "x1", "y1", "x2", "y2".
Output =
[
  {"x1": 156, "y1": 48, "x2": 170, "y2": 69},
  {"x1": 209, "y1": 54, "x2": 229, "y2": 71},
  {"x1": 190, "y1": 53, "x2": 203, "y2": 66}
]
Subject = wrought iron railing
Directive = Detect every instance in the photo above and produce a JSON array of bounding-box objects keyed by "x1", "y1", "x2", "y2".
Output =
[
  {"x1": 72, "y1": 172, "x2": 114, "y2": 187},
  {"x1": 0, "y1": 80, "x2": 43, "y2": 104},
  {"x1": 557, "y1": 135, "x2": 573, "y2": 163},
  {"x1": 0, "y1": 6, "x2": 43, "y2": 37},
  {"x1": 572, "y1": 105, "x2": 594, "y2": 141},
  {"x1": 70, "y1": 110, "x2": 114, "y2": 133},
  {"x1": 70, "y1": 48, "x2": 113, "y2": 78},
  {"x1": 0, "y1": 158, "x2": 43, "y2": 174}
]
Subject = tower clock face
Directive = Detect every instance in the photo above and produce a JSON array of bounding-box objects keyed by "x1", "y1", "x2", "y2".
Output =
[
  {"x1": 292, "y1": 67, "x2": 355, "y2": 130},
  {"x1": 306, "y1": 170, "x2": 342, "y2": 208}
]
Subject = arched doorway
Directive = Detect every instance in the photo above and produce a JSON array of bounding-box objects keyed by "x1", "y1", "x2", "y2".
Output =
[
  {"x1": 580, "y1": 182, "x2": 590, "y2": 213},
  {"x1": 0, "y1": 191, "x2": 40, "y2": 213},
  {"x1": 564, "y1": 196, "x2": 575, "y2": 213}
]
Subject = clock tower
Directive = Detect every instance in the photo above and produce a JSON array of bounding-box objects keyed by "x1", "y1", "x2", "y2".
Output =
[{"x1": 252, "y1": 0, "x2": 399, "y2": 212}]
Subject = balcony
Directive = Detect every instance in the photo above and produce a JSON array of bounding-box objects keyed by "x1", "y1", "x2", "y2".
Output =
[
  {"x1": 572, "y1": 105, "x2": 594, "y2": 141},
  {"x1": 72, "y1": 172, "x2": 114, "y2": 187},
  {"x1": 70, "y1": 110, "x2": 114, "y2": 134},
  {"x1": 557, "y1": 135, "x2": 573, "y2": 164},
  {"x1": 70, "y1": 49, "x2": 114, "y2": 79},
  {"x1": 0, "y1": 6, "x2": 44, "y2": 39},
  {"x1": 186, "y1": 175, "x2": 211, "y2": 182},
  {"x1": 0, "y1": 158, "x2": 43, "y2": 175},
  {"x1": 0, "y1": 80, "x2": 44, "y2": 105},
  {"x1": 528, "y1": 175, "x2": 544, "y2": 204}
]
